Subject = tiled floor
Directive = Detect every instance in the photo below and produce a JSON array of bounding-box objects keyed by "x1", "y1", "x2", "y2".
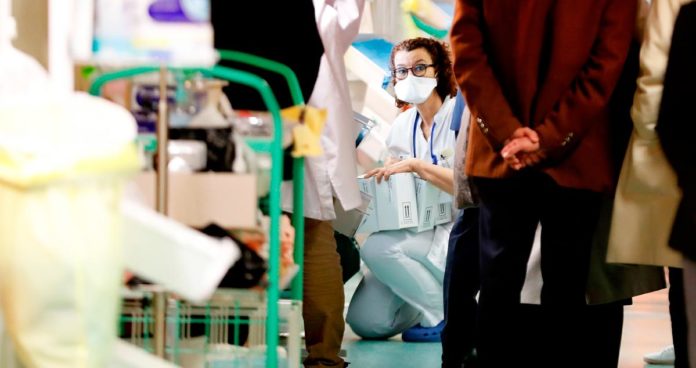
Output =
[
  {"x1": 341, "y1": 275, "x2": 674, "y2": 368},
  {"x1": 620, "y1": 289, "x2": 673, "y2": 368}
]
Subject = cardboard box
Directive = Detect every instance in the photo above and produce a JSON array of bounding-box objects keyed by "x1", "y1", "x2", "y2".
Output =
[
  {"x1": 436, "y1": 191, "x2": 454, "y2": 225},
  {"x1": 356, "y1": 174, "x2": 419, "y2": 232},
  {"x1": 413, "y1": 178, "x2": 441, "y2": 232},
  {"x1": 373, "y1": 173, "x2": 418, "y2": 231},
  {"x1": 132, "y1": 172, "x2": 257, "y2": 229},
  {"x1": 356, "y1": 177, "x2": 379, "y2": 234}
]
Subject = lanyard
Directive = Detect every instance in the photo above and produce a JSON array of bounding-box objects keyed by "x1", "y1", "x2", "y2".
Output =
[{"x1": 412, "y1": 112, "x2": 438, "y2": 165}]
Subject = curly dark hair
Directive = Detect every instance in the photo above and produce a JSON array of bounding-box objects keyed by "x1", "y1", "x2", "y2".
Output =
[{"x1": 390, "y1": 37, "x2": 458, "y2": 108}]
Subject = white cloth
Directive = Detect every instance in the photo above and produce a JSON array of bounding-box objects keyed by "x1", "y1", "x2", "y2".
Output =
[
  {"x1": 608, "y1": 0, "x2": 689, "y2": 267},
  {"x1": 282, "y1": 0, "x2": 365, "y2": 221},
  {"x1": 384, "y1": 96, "x2": 458, "y2": 274},
  {"x1": 349, "y1": 229, "x2": 446, "y2": 334},
  {"x1": 386, "y1": 96, "x2": 457, "y2": 168},
  {"x1": 346, "y1": 270, "x2": 422, "y2": 339}
]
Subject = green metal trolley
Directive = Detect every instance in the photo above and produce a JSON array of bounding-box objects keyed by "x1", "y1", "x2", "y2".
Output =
[{"x1": 89, "y1": 50, "x2": 307, "y2": 368}]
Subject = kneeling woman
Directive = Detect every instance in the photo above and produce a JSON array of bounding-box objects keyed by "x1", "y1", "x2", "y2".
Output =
[{"x1": 347, "y1": 38, "x2": 462, "y2": 342}]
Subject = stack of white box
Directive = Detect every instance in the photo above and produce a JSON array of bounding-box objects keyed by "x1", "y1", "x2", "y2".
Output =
[{"x1": 355, "y1": 173, "x2": 452, "y2": 235}]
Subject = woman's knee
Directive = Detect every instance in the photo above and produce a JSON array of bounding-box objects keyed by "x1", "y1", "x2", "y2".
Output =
[
  {"x1": 360, "y1": 233, "x2": 400, "y2": 266},
  {"x1": 346, "y1": 307, "x2": 396, "y2": 340}
]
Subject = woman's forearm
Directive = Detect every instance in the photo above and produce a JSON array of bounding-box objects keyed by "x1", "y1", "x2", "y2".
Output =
[{"x1": 416, "y1": 162, "x2": 454, "y2": 195}]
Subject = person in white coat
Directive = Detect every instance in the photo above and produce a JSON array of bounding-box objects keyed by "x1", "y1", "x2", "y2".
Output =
[
  {"x1": 284, "y1": 1, "x2": 365, "y2": 367},
  {"x1": 213, "y1": 1, "x2": 364, "y2": 366},
  {"x1": 608, "y1": 0, "x2": 693, "y2": 366},
  {"x1": 346, "y1": 38, "x2": 460, "y2": 342}
]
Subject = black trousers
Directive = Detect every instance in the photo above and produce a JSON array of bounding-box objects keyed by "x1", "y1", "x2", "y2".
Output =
[
  {"x1": 473, "y1": 173, "x2": 603, "y2": 368},
  {"x1": 441, "y1": 208, "x2": 480, "y2": 368},
  {"x1": 670, "y1": 267, "x2": 690, "y2": 368}
]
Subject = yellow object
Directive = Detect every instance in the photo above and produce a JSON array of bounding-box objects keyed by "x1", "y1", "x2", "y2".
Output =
[
  {"x1": 281, "y1": 105, "x2": 327, "y2": 157},
  {"x1": 0, "y1": 180, "x2": 126, "y2": 368},
  {"x1": 0, "y1": 93, "x2": 139, "y2": 189},
  {"x1": 401, "y1": 0, "x2": 452, "y2": 38}
]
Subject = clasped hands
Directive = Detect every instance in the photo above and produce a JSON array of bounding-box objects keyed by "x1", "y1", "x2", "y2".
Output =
[
  {"x1": 364, "y1": 157, "x2": 423, "y2": 183},
  {"x1": 501, "y1": 127, "x2": 544, "y2": 170}
]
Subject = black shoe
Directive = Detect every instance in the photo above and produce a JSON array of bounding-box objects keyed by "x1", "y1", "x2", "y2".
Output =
[{"x1": 461, "y1": 349, "x2": 478, "y2": 368}]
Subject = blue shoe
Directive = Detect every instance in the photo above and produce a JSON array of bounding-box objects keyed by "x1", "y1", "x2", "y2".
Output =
[{"x1": 401, "y1": 320, "x2": 444, "y2": 342}]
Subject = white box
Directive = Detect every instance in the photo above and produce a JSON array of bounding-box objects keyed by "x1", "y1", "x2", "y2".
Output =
[
  {"x1": 374, "y1": 173, "x2": 418, "y2": 231},
  {"x1": 357, "y1": 177, "x2": 379, "y2": 234},
  {"x1": 413, "y1": 178, "x2": 441, "y2": 232},
  {"x1": 435, "y1": 191, "x2": 454, "y2": 225},
  {"x1": 356, "y1": 174, "x2": 420, "y2": 232},
  {"x1": 333, "y1": 192, "x2": 373, "y2": 238},
  {"x1": 121, "y1": 201, "x2": 240, "y2": 303},
  {"x1": 356, "y1": 196, "x2": 378, "y2": 235}
]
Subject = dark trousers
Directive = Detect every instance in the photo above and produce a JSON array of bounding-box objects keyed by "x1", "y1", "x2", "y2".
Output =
[
  {"x1": 473, "y1": 173, "x2": 603, "y2": 368},
  {"x1": 441, "y1": 208, "x2": 480, "y2": 368},
  {"x1": 670, "y1": 267, "x2": 690, "y2": 368},
  {"x1": 303, "y1": 219, "x2": 346, "y2": 368}
]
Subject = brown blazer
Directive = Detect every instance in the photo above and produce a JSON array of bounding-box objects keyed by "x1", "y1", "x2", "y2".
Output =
[{"x1": 451, "y1": 0, "x2": 637, "y2": 193}]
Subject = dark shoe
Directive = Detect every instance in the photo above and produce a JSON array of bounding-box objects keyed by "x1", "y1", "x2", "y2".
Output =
[{"x1": 461, "y1": 349, "x2": 478, "y2": 368}]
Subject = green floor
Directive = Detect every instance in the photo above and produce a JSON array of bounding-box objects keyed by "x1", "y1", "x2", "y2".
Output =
[
  {"x1": 343, "y1": 337, "x2": 442, "y2": 368},
  {"x1": 340, "y1": 273, "x2": 671, "y2": 368},
  {"x1": 341, "y1": 273, "x2": 442, "y2": 367}
]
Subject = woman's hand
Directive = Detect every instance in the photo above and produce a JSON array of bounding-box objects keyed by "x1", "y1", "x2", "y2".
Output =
[
  {"x1": 363, "y1": 156, "x2": 400, "y2": 183},
  {"x1": 364, "y1": 167, "x2": 389, "y2": 183},
  {"x1": 382, "y1": 158, "x2": 423, "y2": 180},
  {"x1": 364, "y1": 158, "x2": 423, "y2": 183}
]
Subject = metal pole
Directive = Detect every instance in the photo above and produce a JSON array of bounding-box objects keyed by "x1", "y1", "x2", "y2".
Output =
[
  {"x1": 153, "y1": 290, "x2": 167, "y2": 358},
  {"x1": 156, "y1": 64, "x2": 169, "y2": 215},
  {"x1": 291, "y1": 157, "x2": 304, "y2": 301},
  {"x1": 154, "y1": 64, "x2": 169, "y2": 358}
]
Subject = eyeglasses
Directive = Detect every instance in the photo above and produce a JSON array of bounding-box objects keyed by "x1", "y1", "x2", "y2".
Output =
[{"x1": 391, "y1": 64, "x2": 435, "y2": 80}]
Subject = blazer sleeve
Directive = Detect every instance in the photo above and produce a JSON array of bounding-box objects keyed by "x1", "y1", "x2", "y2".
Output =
[
  {"x1": 533, "y1": 0, "x2": 636, "y2": 159},
  {"x1": 656, "y1": 3, "x2": 696, "y2": 191},
  {"x1": 450, "y1": 0, "x2": 522, "y2": 151}
]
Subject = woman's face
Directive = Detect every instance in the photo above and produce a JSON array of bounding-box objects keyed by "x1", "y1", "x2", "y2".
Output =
[{"x1": 393, "y1": 48, "x2": 437, "y2": 81}]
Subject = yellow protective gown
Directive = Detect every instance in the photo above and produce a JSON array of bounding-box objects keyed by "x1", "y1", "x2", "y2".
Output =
[{"x1": 0, "y1": 47, "x2": 138, "y2": 368}]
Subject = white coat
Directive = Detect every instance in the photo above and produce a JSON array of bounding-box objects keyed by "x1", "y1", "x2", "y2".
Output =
[
  {"x1": 384, "y1": 96, "x2": 458, "y2": 276},
  {"x1": 282, "y1": 0, "x2": 365, "y2": 221},
  {"x1": 608, "y1": 0, "x2": 689, "y2": 268}
]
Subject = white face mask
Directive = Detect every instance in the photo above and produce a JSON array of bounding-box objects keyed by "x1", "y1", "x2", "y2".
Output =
[{"x1": 394, "y1": 75, "x2": 437, "y2": 104}]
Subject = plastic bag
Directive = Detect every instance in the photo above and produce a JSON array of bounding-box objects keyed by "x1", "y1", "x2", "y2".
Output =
[{"x1": 200, "y1": 224, "x2": 267, "y2": 289}]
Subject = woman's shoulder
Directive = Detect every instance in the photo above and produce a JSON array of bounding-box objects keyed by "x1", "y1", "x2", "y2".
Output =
[
  {"x1": 392, "y1": 107, "x2": 417, "y2": 128},
  {"x1": 438, "y1": 95, "x2": 458, "y2": 129},
  {"x1": 386, "y1": 107, "x2": 417, "y2": 150}
]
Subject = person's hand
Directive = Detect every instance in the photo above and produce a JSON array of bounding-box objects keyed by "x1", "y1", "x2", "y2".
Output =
[
  {"x1": 505, "y1": 127, "x2": 539, "y2": 146},
  {"x1": 364, "y1": 158, "x2": 422, "y2": 183},
  {"x1": 501, "y1": 128, "x2": 541, "y2": 170},
  {"x1": 364, "y1": 167, "x2": 389, "y2": 183},
  {"x1": 382, "y1": 158, "x2": 423, "y2": 181},
  {"x1": 363, "y1": 157, "x2": 399, "y2": 183},
  {"x1": 501, "y1": 137, "x2": 541, "y2": 170}
]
